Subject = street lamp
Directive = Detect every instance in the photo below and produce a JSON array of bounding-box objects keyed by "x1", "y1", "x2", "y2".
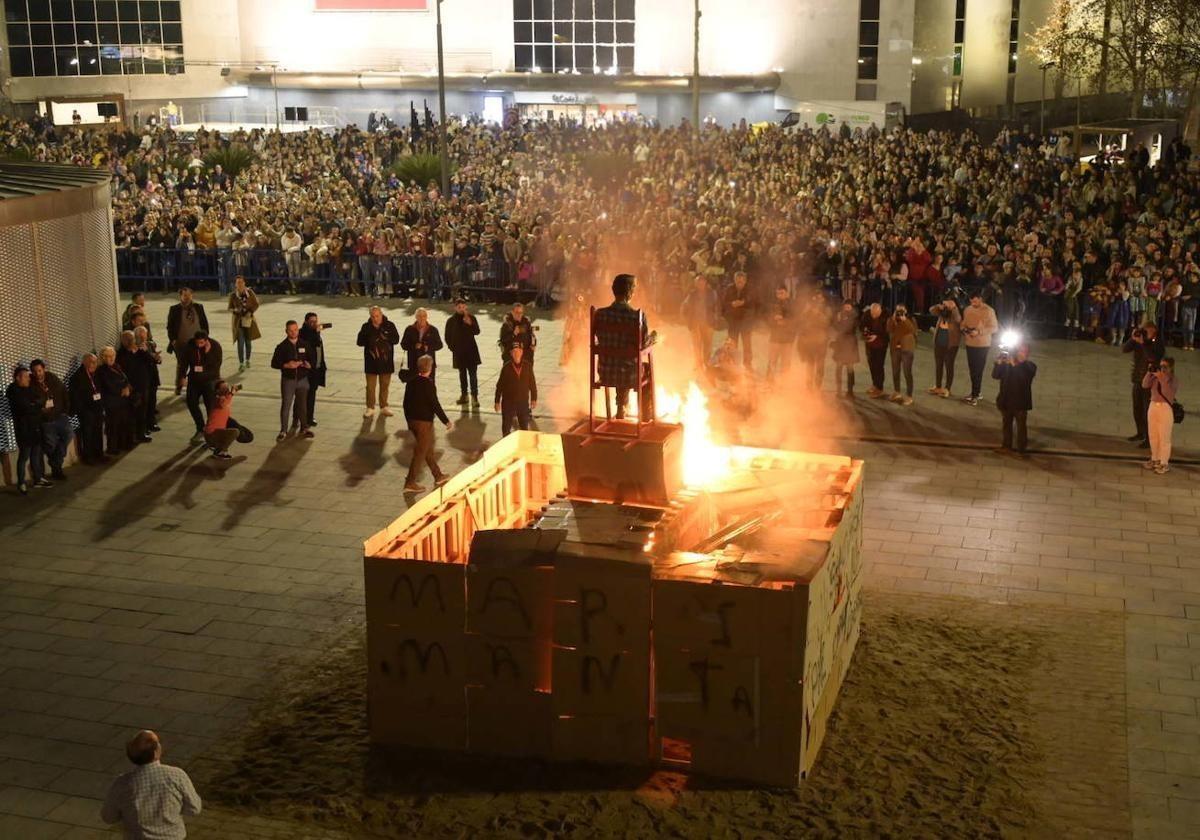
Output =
[
  {"x1": 1039, "y1": 60, "x2": 1057, "y2": 137},
  {"x1": 435, "y1": 0, "x2": 450, "y2": 197},
  {"x1": 691, "y1": 0, "x2": 701, "y2": 138}
]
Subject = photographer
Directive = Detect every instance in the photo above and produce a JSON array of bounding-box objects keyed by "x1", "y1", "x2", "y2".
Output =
[
  {"x1": 297, "y1": 313, "x2": 329, "y2": 428},
  {"x1": 203, "y1": 381, "x2": 249, "y2": 461},
  {"x1": 1121, "y1": 321, "x2": 1163, "y2": 448},
  {"x1": 270, "y1": 320, "x2": 315, "y2": 442},
  {"x1": 928, "y1": 296, "x2": 962, "y2": 397},
  {"x1": 1142, "y1": 358, "x2": 1178, "y2": 475},
  {"x1": 886, "y1": 304, "x2": 917, "y2": 405},
  {"x1": 859, "y1": 302, "x2": 889, "y2": 398},
  {"x1": 992, "y1": 343, "x2": 1037, "y2": 455},
  {"x1": 499, "y1": 302, "x2": 536, "y2": 365}
]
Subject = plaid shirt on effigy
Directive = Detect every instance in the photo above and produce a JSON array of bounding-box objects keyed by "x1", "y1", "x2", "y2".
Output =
[{"x1": 593, "y1": 302, "x2": 648, "y2": 390}]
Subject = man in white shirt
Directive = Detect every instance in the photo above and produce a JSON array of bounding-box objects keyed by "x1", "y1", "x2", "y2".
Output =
[{"x1": 101, "y1": 730, "x2": 202, "y2": 840}]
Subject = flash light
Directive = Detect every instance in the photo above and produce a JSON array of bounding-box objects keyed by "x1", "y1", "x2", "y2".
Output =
[{"x1": 999, "y1": 329, "x2": 1022, "y2": 349}]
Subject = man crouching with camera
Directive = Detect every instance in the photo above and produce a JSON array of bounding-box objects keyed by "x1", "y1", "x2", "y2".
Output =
[
  {"x1": 992, "y1": 341, "x2": 1037, "y2": 455},
  {"x1": 203, "y1": 380, "x2": 251, "y2": 460}
]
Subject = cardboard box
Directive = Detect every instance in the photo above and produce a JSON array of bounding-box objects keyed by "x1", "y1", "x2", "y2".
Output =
[
  {"x1": 560, "y1": 419, "x2": 683, "y2": 507},
  {"x1": 363, "y1": 556, "x2": 465, "y2": 635},
  {"x1": 552, "y1": 714, "x2": 652, "y2": 766},
  {"x1": 366, "y1": 625, "x2": 466, "y2": 707},
  {"x1": 466, "y1": 632, "x2": 551, "y2": 694},
  {"x1": 367, "y1": 699, "x2": 467, "y2": 752},
  {"x1": 467, "y1": 686, "x2": 552, "y2": 758},
  {"x1": 466, "y1": 529, "x2": 561, "y2": 640}
]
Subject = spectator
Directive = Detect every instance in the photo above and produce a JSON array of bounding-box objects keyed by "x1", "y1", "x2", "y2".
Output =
[
  {"x1": 495, "y1": 343, "x2": 538, "y2": 435},
  {"x1": 680, "y1": 274, "x2": 719, "y2": 371},
  {"x1": 133, "y1": 326, "x2": 163, "y2": 432},
  {"x1": 116, "y1": 331, "x2": 154, "y2": 444},
  {"x1": 721, "y1": 271, "x2": 755, "y2": 368},
  {"x1": 357, "y1": 306, "x2": 400, "y2": 418},
  {"x1": 499, "y1": 302, "x2": 536, "y2": 364},
  {"x1": 992, "y1": 343, "x2": 1037, "y2": 455},
  {"x1": 1122, "y1": 322, "x2": 1163, "y2": 448},
  {"x1": 227, "y1": 275, "x2": 261, "y2": 372},
  {"x1": 298, "y1": 313, "x2": 328, "y2": 427},
  {"x1": 184, "y1": 331, "x2": 222, "y2": 446},
  {"x1": 402, "y1": 355, "x2": 453, "y2": 492},
  {"x1": 29, "y1": 359, "x2": 72, "y2": 480},
  {"x1": 1143, "y1": 357, "x2": 1178, "y2": 474},
  {"x1": 928, "y1": 296, "x2": 962, "y2": 398},
  {"x1": 122, "y1": 291, "x2": 146, "y2": 331},
  {"x1": 831, "y1": 302, "x2": 859, "y2": 399},
  {"x1": 445, "y1": 298, "x2": 482, "y2": 407},
  {"x1": 401, "y1": 308, "x2": 444, "y2": 374},
  {"x1": 859, "y1": 302, "x2": 888, "y2": 398},
  {"x1": 7, "y1": 365, "x2": 49, "y2": 494},
  {"x1": 204, "y1": 381, "x2": 247, "y2": 460},
  {"x1": 766, "y1": 285, "x2": 795, "y2": 381},
  {"x1": 961, "y1": 292, "x2": 999, "y2": 406},
  {"x1": 101, "y1": 730, "x2": 202, "y2": 839},
  {"x1": 69, "y1": 353, "x2": 106, "y2": 465},
  {"x1": 166, "y1": 287, "x2": 209, "y2": 395},
  {"x1": 270, "y1": 320, "x2": 315, "y2": 442},
  {"x1": 97, "y1": 345, "x2": 135, "y2": 455},
  {"x1": 795, "y1": 291, "x2": 830, "y2": 391},
  {"x1": 886, "y1": 305, "x2": 917, "y2": 405}
]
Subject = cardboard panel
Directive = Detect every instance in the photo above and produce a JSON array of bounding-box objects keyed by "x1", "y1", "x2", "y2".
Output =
[
  {"x1": 552, "y1": 552, "x2": 651, "y2": 651},
  {"x1": 467, "y1": 687, "x2": 552, "y2": 759},
  {"x1": 364, "y1": 556, "x2": 465, "y2": 635},
  {"x1": 551, "y1": 646, "x2": 649, "y2": 718},
  {"x1": 367, "y1": 700, "x2": 467, "y2": 752},
  {"x1": 366, "y1": 627, "x2": 466, "y2": 706},
  {"x1": 552, "y1": 714, "x2": 653, "y2": 766},
  {"x1": 466, "y1": 530, "x2": 560, "y2": 639},
  {"x1": 560, "y1": 419, "x2": 683, "y2": 507},
  {"x1": 690, "y1": 728, "x2": 802, "y2": 788},
  {"x1": 465, "y1": 632, "x2": 551, "y2": 694}
]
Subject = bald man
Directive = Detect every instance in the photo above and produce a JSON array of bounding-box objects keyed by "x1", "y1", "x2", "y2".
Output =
[{"x1": 102, "y1": 730, "x2": 202, "y2": 839}]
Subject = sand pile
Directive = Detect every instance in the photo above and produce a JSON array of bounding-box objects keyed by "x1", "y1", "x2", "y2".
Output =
[{"x1": 190, "y1": 591, "x2": 1128, "y2": 839}]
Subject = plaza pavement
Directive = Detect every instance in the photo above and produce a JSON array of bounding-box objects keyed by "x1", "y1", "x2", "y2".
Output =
[{"x1": 1, "y1": 291, "x2": 1198, "y2": 838}]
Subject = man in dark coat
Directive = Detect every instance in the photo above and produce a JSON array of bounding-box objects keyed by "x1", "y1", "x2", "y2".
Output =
[
  {"x1": 445, "y1": 298, "x2": 481, "y2": 406},
  {"x1": 184, "y1": 332, "x2": 222, "y2": 445},
  {"x1": 297, "y1": 312, "x2": 328, "y2": 428},
  {"x1": 400, "y1": 308, "x2": 444, "y2": 374},
  {"x1": 165, "y1": 287, "x2": 209, "y2": 394},
  {"x1": 992, "y1": 344, "x2": 1037, "y2": 455},
  {"x1": 30, "y1": 359, "x2": 72, "y2": 480},
  {"x1": 498, "y1": 302, "x2": 536, "y2": 364},
  {"x1": 402, "y1": 354, "x2": 452, "y2": 492},
  {"x1": 494, "y1": 343, "x2": 538, "y2": 435},
  {"x1": 117, "y1": 333, "x2": 154, "y2": 443},
  {"x1": 97, "y1": 347, "x2": 135, "y2": 454},
  {"x1": 356, "y1": 306, "x2": 401, "y2": 417},
  {"x1": 721, "y1": 270, "x2": 756, "y2": 367},
  {"x1": 69, "y1": 353, "x2": 107, "y2": 465},
  {"x1": 7, "y1": 365, "x2": 49, "y2": 492},
  {"x1": 1121, "y1": 322, "x2": 1163, "y2": 447}
]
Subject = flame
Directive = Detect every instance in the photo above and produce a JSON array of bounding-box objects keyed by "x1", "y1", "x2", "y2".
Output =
[{"x1": 655, "y1": 383, "x2": 732, "y2": 488}]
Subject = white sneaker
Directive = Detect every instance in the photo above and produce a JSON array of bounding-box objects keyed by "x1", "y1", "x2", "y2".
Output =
[
  {"x1": 363, "y1": 408, "x2": 374, "y2": 418},
  {"x1": 380, "y1": 407, "x2": 394, "y2": 417}
]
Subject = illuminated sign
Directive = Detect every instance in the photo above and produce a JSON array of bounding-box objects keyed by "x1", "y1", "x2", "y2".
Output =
[{"x1": 315, "y1": 0, "x2": 428, "y2": 10}]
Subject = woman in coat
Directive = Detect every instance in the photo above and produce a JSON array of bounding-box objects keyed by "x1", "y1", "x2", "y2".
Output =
[
  {"x1": 228, "y1": 274, "x2": 261, "y2": 371},
  {"x1": 6, "y1": 365, "x2": 48, "y2": 494},
  {"x1": 831, "y1": 302, "x2": 861, "y2": 398}
]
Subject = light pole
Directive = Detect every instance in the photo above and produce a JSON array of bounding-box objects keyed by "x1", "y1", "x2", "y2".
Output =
[
  {"x1": 691, "y1": 0, "x2": 701, "y2": 138},
  {"x1": 1039, "y1": 60, "x2": 1057, "y2": 137},
  {"x1": 435, "y1": 0, "x2": 450, "y2": 196},
  {"x1": 272, "y1": 62, "x2": 280, "y2": 133}
]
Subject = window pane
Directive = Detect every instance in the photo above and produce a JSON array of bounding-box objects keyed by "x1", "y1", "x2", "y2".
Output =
[
  {"x1": 575, "y1": 21, "x2": 592, "y2": 42},
  {"x1": 533, "y1": 0, "x2": 552, "y2": 18},
  {"x1": 595, "y1": 0, "x2": 614, "y2": 18},
  {"x1": 100, "y1": 46, "x2": 121, "y2": 73},
  {"x1": 75, "y1": 1, "x2": 98, "y2": 21},
  {"x1": 576, "y1": 0, "x2": 593, "y2": 16},
  {"x1": 615, "y1": 21, "x2": 633, "y2": 43},
  {"x1": 514, "y1": 21, "x2": 532, "y2": 42},
  {"x1": 553, "y1": 20, "x2": 570, "y2": 41},
  {"x1": 533, "y1": 44, "x2": 552, "y2": 69},
  {"x1": 952, "y1": 46, "x2": 963, "y2": 76},
  {"x1": 553, "y1": 0, "x2": 572, "y2": 16},
  {"x1": 533, "y1": 21, "x2": 551, "y2": 41},
  {"x1": 96, "y1": 1, "x2": 117, "y2": 20},
  {"x1": 954, "y1": 20, "x2": 964, "y2": 43},
  {"x1": 514, "y1": 0, "x2": 533, "y2": 18},
  {"x1": 160, "y1": 0, "x2": 180, "y2": 20},
  {"x1": 164, "y1": 48, "x2": 183, "y2": 73},
  {"x1": 53, "y1": 22, "x2": 75, "y2": 44},
  {"x1": 616, "y1": 45, "x2": 633, "y2": 69},
  {"x1": 79, "y1": 44, "x2": 100, "y2": 73},
  {"x1": 122, "y1": 53, "x2": 143, "y2": 73},
  {"x1": 7, "y1": 23, "x2": 31, "y2": 45},
  {"x1": 27, "y1": 0, "x2": 53, "y2": 21},
  {"x1": 614, "y1": 0, "x2": 634, "y2": 18},
  {"x1": 857, "y1": 45, "x2": 877, "y2": 80},
  {"x1": 30, "y1": 23, "x2": 53, "y2": 43},
  {"x1": 860, "y1": 0, "x2": 880, "y2": 19},
  {"x1": 51, "y1": 0, "x2": 73, "y2": 18},
  {"x1": 55, "y1": 45, "x2": 79, "y2": 74},
  {"x1": 574, "y1": 44, "x2": 593, "y2": 70},
  {"x1": 554, "y1": 43, "x2": 572, "y2": 70},
  {"x1": 142, "y1": 23, "x2": 161, "y2": 43},
  {"x1": 9, "y1": 47, "x2": 34, "y2": 77},
  {"x1": 32, "y1": 46, "x2": 56, "y2": 75},
  {"x1": 955, "y1": 0, "x2": 966, "y2": 18},
  {"x1": 515, "y1": 43, "x2": 533, "y2": 69},
  {"x1": 76, "y1": 21, "x2": 98, "y2": 43},
  {"x1": 119, "y1": 21, "x2": 139, "y2": 41},
  {"x1": 859, "y1": 21, "x2": 878, "y2": 46},
  {"x1": 594, "y1": 44, "x2": 614, "y2": 67},
  {"x1": 98, "y1": 22, "x2": 118, "y2": 43},
  {"x1": 143, "y1": 55, "x2": 164, "y2": 73},
  {"x1": 139, "y1": 0, "x2": 159, "y2": 20},
  {"x1": 161, "y1": 21, "x2": 180, "y2": 41},
  {"x1": 117, "y1": 1, "x2": 138, "y2": 20},
  {"x1": 594, "y1": 21, "x2": 613, "y2": 42}
]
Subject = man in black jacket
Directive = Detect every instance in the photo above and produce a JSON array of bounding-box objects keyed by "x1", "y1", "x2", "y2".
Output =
[
  {"x1": 357, "y1": 306, "x2": 400, "y2": 418},
  {"x1": 297, "y1": 313, "x2": 327, "y2": 428},
  {"x1": 402, "y1": 354, "x2": 452, "y2": 492},
  {"x1": 992, "y1": 344, "x2": 1037, "y2": 455},
  {"x1": 7, "y1": 365, "x2": 50, "y2": 493},
  {"x1": 165, "y1": 287, "x2": 209, "y2": 394},
  {"x1": 498, "y1": 302, "x2": 535, "y2": 364},
  {"x1": 68, "y1": 353, "x2": 107, "y2": 465},
  {"x1": 30, "y1": 359, "x2": 72, "y2": 480},
  {"x1": 494, "y1": 343, "x2": 538, "y2": 435},
  {"x1": 721, "y1": 271, "x2": 755, "y2": 367},
  {"x1": 445, "y1": 298, "x2": 481, "y2": 407},
  {"x1": 270, "y1": 320, "x2": 315, "y2": 442},
  {"x1": 117, "y1": 331, "x2": 154, "y2": 443},
  {"x1": 400, "y1": 308, "x2": 444, "y2": 374},
  {"x1": 184, "y1": 332, "x2": 222, "y2": 445},
  {"x1": 1122, "y1": 322, "x2": 1163, "y2": 448}
]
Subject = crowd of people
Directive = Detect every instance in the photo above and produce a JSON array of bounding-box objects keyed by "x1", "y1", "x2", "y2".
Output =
[{"x1": 3, "y1": 110, "x2": 1196, "y2": 488}]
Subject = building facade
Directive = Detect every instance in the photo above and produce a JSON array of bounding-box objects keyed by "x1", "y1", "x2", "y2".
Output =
[{"x1": 1, "y1": 0, "x2": 1067, "y2": 126}]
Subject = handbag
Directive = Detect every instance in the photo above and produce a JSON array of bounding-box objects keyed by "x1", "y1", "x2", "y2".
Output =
[
  {"x1": 240, "y1": 314, "x2": 254, "y2": 329},
  {"x1": 1172, "y1": 401, "x2": 1185, "y2": 425},
  {"x1": 236, "y1": 424, "x2": 255, "y2": 444}
]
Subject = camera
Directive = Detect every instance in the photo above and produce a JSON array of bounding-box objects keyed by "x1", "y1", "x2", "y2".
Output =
[{"x1": 322, "y1": 322, "x2": 333, "y2": 329}]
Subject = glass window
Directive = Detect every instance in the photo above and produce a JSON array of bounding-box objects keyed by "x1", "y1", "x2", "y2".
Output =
[
  {"x1": 160, "y1": 0, "x2": 180, "y2": 21},
  {"x1": 27, "y1": 1, "x2": 54, "y2": 21},
  {"x1": 32, "y1": 46, "x2": 56, "y2": 75},
  {"x1": 74, "y1": 1, "x2": 97, "y2": 22},
  {"x1": 51, "y1": 0, "x2": 74, "y2": 18},
  {"x1": 117, "y1": 1, "x2": 138, "y2": 20},
  {"x1": 857, "y1": 46, "x2": 877, "y2": 80},
  {"x1": 96, "y1": 1, "x2": 117, "y2": 19},
  {"x1": 859, "y1": 21, "x2": 878, "y2": 45},
  {"x1": 952, "y1": 45, "x2": 963, "y2": 77},
  {"x1": 53, "y1": 21, "x2": 76, "y2": 43},
  {"x1": 98, "y1": 21, "x2": 118, "y2": 43},
  {"x1": 514, "y1": 0, "x2": 634, "y2": 73},
  {"x1": 30, "y1": 22, "x2": 53, "y2": 43},
  {"x1": 9, "y1": 47, "x2": 34, "y2": 76},
  {"x1": 954, "y1": 20, "x2": 964, "y2": 43},
  {"x1": 78, "y1": 43, "x2": 100, "y2": 73},
  {"x1": 7, "y1": 23, "x2": 31, "y2": 45},
  {"x1": 55, "y1": 45, "x2": 79, "y2": 74},
  {"x1": 860, "y1": 0, "x2": 880, "y2": 19},
  {"x1": 76, "y1": 20, "x2": 97, "y2": 42},
  {"x1": 161, "y1": 21, "x2": 180, "y2": 42},
  {"x1": 139, "y1": 1, "x2": 159, "y2": 21}
]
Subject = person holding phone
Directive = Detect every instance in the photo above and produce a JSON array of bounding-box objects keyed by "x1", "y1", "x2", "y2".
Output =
[{"x1": 992, "y1": 343, "x2": 1037, "y2": 455}]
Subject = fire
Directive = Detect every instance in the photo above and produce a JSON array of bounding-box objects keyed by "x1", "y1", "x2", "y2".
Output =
[{"x1": 655, "y1": 383, "x2": 732, "y2": 488}]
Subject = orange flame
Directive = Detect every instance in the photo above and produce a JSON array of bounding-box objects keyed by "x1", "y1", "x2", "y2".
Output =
[{"x1": 654, "y1": 383, "x2": 732, "y2": 488}]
